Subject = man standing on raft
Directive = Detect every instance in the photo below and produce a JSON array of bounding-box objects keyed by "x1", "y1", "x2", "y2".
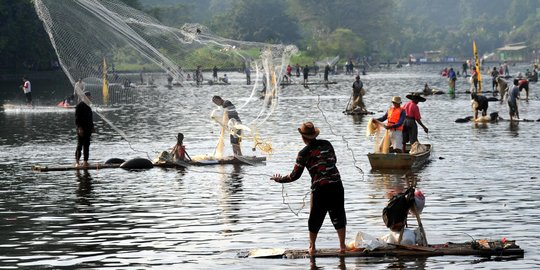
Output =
[
  {"x1": 271, "y1": 122, "x2": 347, "y2": 255},
  {"x1": 75, "y1": 91, "x2": 95, "y2": 167},
  {"x1": 212, "y1": 96, "x2": 243, "y2": 157}
]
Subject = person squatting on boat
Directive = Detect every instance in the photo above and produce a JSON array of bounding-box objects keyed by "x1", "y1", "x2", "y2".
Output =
[
  {"x1": 374, "y1": 96, "x2": 406, "y2": 153},
  {"x1": 270, "y1": 122, "x2": 347, "y2": 255},
  {"x1": 402, "y1": 94, "x2": 428, "y2": 151},
  {"x1": 212, "y1": 95, "x2": 243, "y2": 156},
  {"x1": 75, "y1": 91, "x2": 95, "y2": 167}
]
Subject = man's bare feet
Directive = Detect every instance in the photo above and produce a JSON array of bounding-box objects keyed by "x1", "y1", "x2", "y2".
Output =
[
  {"x1": 308, "y1": 245, "x2": 316, "y2": 256},
  {"x1": 82, "y1": 161, "x2": 89, "y2": 167}
]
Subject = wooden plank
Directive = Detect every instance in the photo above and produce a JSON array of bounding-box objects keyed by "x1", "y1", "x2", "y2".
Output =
[
  {"x1": 343, "y1": 110, "x2": 375, "y2": 115},
  {"x1": 191, "y1": 156, "x2": 266, "y2": 166},
  {"x1": 32, "y1": 163, "x2": 120, "y2": 172},
  {"x1": 249, "y1": 241, "x2": 524, "y2": 259}
]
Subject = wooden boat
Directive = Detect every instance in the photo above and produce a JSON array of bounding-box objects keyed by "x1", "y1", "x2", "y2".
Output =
[
  {"x1": 367, "y1": 144, "x2": 431, "y2": 170},
  {"x1": 247, "y1": 239, "x2": 523, "y2": 259}
]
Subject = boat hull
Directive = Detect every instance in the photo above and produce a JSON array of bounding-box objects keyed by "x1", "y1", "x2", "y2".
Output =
[{"x1": 368, "y1": 144, "x2": 431, "y2": 170}]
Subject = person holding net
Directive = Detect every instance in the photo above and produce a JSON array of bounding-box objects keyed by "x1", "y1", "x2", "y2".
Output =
[
  {"x1": 270, "y1": 122, "x2": 347, "y2": 256},
  {"x1": 212, "y1": 96, "x2": 243, "y2": 157}
]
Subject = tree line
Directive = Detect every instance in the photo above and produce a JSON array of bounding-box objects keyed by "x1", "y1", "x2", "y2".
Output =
[{"x1": 1, "y1": 0, "x2": 539, "y2": 73}]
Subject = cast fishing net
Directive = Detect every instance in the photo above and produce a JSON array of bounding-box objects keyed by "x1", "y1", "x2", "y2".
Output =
[{"x1": 34, "y1": 0, "x2": 297, "y2": 153}]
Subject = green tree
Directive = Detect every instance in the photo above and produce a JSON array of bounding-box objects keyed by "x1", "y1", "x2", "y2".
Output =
[
  {"x1": 314, "y1": 28, "x2": 366, "y2": 58},
  {"x1": 211, "y1": 0, "x2": 300, "y2": 43}
]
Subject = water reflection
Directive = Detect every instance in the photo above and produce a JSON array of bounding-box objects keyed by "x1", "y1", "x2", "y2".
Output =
[
  {"x1": 508, "y1": 121, "x2": 519, "y2": 137},
  {"x1": 219, "y1": 164, "x2": 243, "y2": 226},
  {"x1": 351, "y1": 114, "x2": 364, "y2": 125},
  {"x1": 370, "y1": 173, "x2": 409, "y2": 198},
  {"x1": 76, "y1": 169, "x2": 93, "y2": 200},
  {"x1": 472, "y1": 122, "x2": 489, "y2": 131},
  {"x1": 309, "y1": 257, "x2": 346, "y2": 270},
  {"x1": 385, "y1": 257, "x2": 427, "y2": 270}
]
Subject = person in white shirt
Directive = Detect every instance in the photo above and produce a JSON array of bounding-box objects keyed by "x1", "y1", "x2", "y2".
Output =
[{"x1": 21, "y1": 76, "x2": 32, "y2": 106}]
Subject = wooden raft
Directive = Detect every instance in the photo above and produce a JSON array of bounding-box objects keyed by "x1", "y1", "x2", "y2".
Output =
[
  {"x1": 154, "y1": 156, "x2": 266, "y2": 168},
  {"x1": 248, "y1": 240, "x2": 524, "y2": 259},
  {"x1": 32, "y1": 163, "x2": 120, "y2": 172},
  {"x1": 343, "y1": 110, "x2": 375, "y2": 115}
]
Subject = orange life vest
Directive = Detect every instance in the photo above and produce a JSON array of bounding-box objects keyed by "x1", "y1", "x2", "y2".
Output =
[{"x1": 387, "y1": 106, "x2": 403, "y2": 131}]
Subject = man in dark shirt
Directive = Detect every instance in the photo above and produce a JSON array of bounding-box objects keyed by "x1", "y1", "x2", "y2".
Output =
[
  {"x1": 303, "y1": 65, "x2": 309, "y2": 85},
  {"x1": 271, "y1": 122, "x2": 347, "y2": 255},
  {"x1": 471, "y1": 92, "x2": 489, "y2": 120},
  {"x1": 350, "y1": 75, "x2": 366, "y2": 112},
  {"x1": 75, "y1": 92, "x2": 95, "y2": 167},
  {"x1": 212, "y1": 96, "x2": 242, "y2": 156},
  {"x1": 324, "y1": 64, "x2": 330, "y2": 82}
]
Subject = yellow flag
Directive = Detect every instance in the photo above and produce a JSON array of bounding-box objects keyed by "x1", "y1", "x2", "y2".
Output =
[
  {"x1": 473, "y1": 41, "x2": 482, "y2": 93},
  {"x1": 102, "y1": 57, "x2": 109, "y2": 104}
]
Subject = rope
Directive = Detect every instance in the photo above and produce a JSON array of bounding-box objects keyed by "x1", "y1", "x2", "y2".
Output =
[
  {"x1": 314, "y1": 94, "x2": 365, "y2": 181},
  {"x1": 282, "y1": 184, "x2": 309, "y2": 217}
]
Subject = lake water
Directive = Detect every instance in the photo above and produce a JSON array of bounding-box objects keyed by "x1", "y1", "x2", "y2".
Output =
[{"x1": 1, "y1": 64, "x2": 539, "y2": 269}]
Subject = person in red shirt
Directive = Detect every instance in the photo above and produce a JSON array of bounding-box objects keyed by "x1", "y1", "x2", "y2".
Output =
[
  {"x1": 518, "y1": 78, "x2": 529, "y2": 101},
  {"x1": 171, "y1": 133, "x2": 191, "y2": 162},
  {"x1": 402, "y1": 93, "x2": 429, "y2": 152},
  {"x1": 271, "y1": 122, "x2": 346, "y2": 255}
]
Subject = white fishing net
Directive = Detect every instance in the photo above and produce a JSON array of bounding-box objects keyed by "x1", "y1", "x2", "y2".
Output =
[
  {"x1": 34, "y1": 0, "x2": 297, "y2": 111},
  {"x1": 34, "y1": 0, "x2": 297, "y2": 153}
]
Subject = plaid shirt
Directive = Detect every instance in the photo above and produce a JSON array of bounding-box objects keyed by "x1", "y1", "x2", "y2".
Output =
[{"x1": 286, "y1": 139, "x2": 341, "y2": 188}]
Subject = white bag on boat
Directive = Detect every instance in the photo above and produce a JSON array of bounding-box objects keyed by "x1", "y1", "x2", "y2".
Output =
[
  {"x1": 409, "y1": 141, "x2": 428, "y2": 155},
  {"x1": 381, "y1": 228, "x2": 416, "y2": 245},
  {"x1": 347, "y1": 231, "x2": 387, "y2": 251}
]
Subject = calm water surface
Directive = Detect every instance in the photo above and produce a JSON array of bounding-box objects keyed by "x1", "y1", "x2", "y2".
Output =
[{"x1": 1, "y1": 65, "x2": 539, "y2": 269}]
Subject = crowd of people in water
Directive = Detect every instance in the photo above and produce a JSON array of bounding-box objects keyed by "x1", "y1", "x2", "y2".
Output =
[{"x1": 437, "y1": 61, "x2": 538, "y2": 122}]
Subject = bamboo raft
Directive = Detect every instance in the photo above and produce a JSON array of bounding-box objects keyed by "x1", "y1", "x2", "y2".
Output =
[
  {"x1": 32, "y1": 163, "x2": 120, "y2": 172},
  {"x1": 343, "y1": 109, "x2": 374, "y2": 115},
  {"x1": 248, "y1": 240, "x2": 524, "y2": 259},
  {"x1": 32, "y1": 156, "x2": 266, "y2": 172},
  {"x1": 155, "y1": 156, "x2": 266, "y2": 167}
]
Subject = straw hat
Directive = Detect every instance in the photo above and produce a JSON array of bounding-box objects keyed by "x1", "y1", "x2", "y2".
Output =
[
  {"x1": 406, "y1": 93, "x2": 426, "y2": 102},
  {"x1": 391, "y1": 96, "x2": 402, "y2": 104},
  {"x1": 298, "y1": 122, "x2": 320, "y2": 139}
]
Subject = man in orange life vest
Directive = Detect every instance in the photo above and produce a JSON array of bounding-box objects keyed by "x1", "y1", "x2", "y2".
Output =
[{"x1": 373, "y1": 96, "x2": 406, "y2": 153}]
